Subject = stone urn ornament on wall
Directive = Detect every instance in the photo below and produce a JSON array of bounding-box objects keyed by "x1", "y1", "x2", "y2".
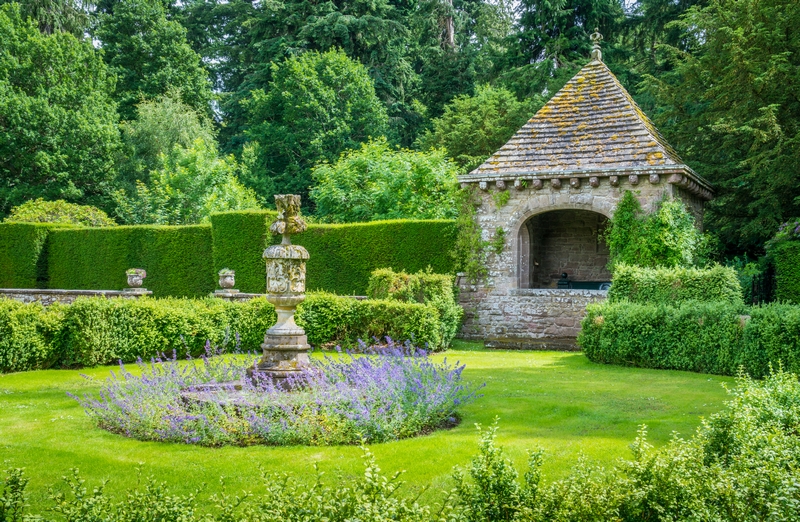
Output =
[
  {"x1": 124, "y1": 268, "x2": 147, "y2": 293},
  {"x1": 247, "y1": 194, "x2": 310, "y2": 387},
  {"x1": 217, "y1": 269, "x2": 238, "y2": 293}
]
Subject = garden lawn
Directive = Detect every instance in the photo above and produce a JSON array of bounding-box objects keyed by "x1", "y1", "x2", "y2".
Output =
[{"x1": 0, "y1": 343, "x2": 733, "y2": 512}]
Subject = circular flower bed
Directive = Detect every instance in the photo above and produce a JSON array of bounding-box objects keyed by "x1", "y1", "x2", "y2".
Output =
[{"x1": 72, "y1": 341, "x2": 481, "y2": 446}]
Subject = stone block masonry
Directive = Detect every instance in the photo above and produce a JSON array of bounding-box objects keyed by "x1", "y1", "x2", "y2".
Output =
[
  {"x1": 0, "y1": 288, "x2": 152, "y2": 305},
  {"x1": 457, "y1": 278, "x2": 607, "y2": 349}
]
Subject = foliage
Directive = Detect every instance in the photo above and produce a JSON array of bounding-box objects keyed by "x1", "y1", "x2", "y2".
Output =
[
  {"x1": 46, "y1": 224, "x2": 215, "y2": 298},
  {"x1": 417, "y1": 84, "x2": 534, "y2": 172},
  {"x1": 606, "y1": 191, "x2": 704, "y2": 269},
  {"x1": 295, "y1": 293, "x2": 444, "y2": 351},
  {"x1": 451, "y1": 187, "x2": 489, "y2": 283},
  {"x1": 608, "y1": 264, "x2": 743, "y2": 305},
  {"x1": 490, "y1": 227, "x2": 506, "y2": 255},
  {"x1": 5, "y1": 0, "x2": 90, "y2": 36},
  {"x1": 0, "y1": 223, "x2": 58, "y2": 288},
  {"x1": 491, "y1": 189, "x2": 510, "y2": 208},
  {"x1": 57, "y1": 297, "x2": 273, "y2": 367},
  {"x1": 210, "y1": 211, "x2": 276, "y2": 294},
  {"x1": 211, "y1": 211, "x2": 457, "y2": 295},
  {"x1": 0, "y1": 299, "x2": 64, "y2": 373},
  {"x1": 645, "y1": 0, "x2": 800, "y2": 255},
  {"x1": 0, "y1": 3, "x2": 120, "y2": 217},
  {"x1": 4, "y1": 198, "x2": 116, "y2": 227},
  {"x1": 113, "y1": 138, "x2": 261, "y2": 225},
  {"x1": 243, "y1": 49, "x2": 388, "y2": 204},
  {"x1": 580, "y1": 300, "x2": 800, "y2": 378},
  {"x1": 310, "y1": 138, "x2": 460, "y2": 223},
  {"x1": 367, "y1": 268, "x2": 463, "y2": 349},
  {"x1": 95, "y1": 0, "x2": 213, "y2": 121},
  {"x1": 117, "y1": 90, "x2": 216, "y2": 187},
  {"x1": 72, "y1": 341, "x2": 479, "y2": 446},
  {"x1": 773, "y1": 242, "x2": 800, "y2": 304}
]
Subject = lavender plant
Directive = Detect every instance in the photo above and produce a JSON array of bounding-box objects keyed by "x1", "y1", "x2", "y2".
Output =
[{"x1": 72, "y1": 340, "x2": 481, "y2": 446}]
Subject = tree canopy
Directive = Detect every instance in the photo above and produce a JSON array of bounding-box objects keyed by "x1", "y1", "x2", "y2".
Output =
[{"x1": 0, "y1": 3, "x2": 120, "y2": 215}]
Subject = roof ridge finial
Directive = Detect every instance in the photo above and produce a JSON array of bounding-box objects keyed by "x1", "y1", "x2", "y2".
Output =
[{"x1": 590, "y1": 27, "x2": 603, "y2": 62}]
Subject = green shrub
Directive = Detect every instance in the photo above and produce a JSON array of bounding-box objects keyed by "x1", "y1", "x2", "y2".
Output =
[
  {"x1": 608, "y1": 263, "x2": 743, "y2": 305},
  {"x1": 774, "y1": 241, "x2": 800, "y2": 304},
  {"x1": 211, "y1": 212, "x2": 457, "y2": 295},
  {"x1": 0, "y1": 299, "x2": 64, "y2": 373},
  {"x1": 0, "y1": 223, "x2": 63, "y2": 288},
  {"x1": 210, "y1": 210, "x2": 276, "y2": 293},
  {"x1": 47, "y1": 225, "x2": 214, "y2": 297},
  {"x1": 296, "y1": 292, "x2": 443, "y2": 350},
  {"x1": 367, "y1": 268, "x2": 462, "y2": 348},
  {"x1": 58, "y1": 297, "x2": 275, "y2": 367},
  {"x1": 580, "y1": 300, "x2": 800, "y2": 378},
  {"x1": 4, "y1": 198, "x2": 116, "y2": 227}
]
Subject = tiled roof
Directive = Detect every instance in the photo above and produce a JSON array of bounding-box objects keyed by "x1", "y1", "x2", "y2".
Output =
[{"x1": 464, "y1": 59, "x2": 693, "y2": 178}]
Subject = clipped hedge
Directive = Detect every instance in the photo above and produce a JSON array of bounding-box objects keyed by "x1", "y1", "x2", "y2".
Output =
[
  {"x1": 608, "y1": 264, "x2": 743, "y2": 305},
  {"x1": 58, "y1": 297, "x2": 274, "y2": 367},
  {"x1": 0, "y1": 299, "x2": 64, "y2": 372},
  {"x1": 211, "y1": 212, "x2": 457, "y2": 295},
  {"x1": 367, "y1": 268, "x2": 462, "y2": 348},
  {"x1": 0, "y1": 223, "x2": 64, "y2": 288},
  {"x1": 47, "y1": 225, "x2": 214, "y2": 297},
  {"x1": 296, "y1": 292, "x2": 443, "y2": 350},
  {"x1": 579, "y1": 301, "x2": 800, "y2": 378},
  {"x1": 210, "y1": 211, "x2": 277, "y2": 294},
  {"x1": 774, "y1": 242, "x2": 800, "y2": 304}
]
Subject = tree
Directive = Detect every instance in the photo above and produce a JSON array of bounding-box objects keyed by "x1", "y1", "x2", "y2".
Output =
[
  {"x1": 496, "y1": 0, "x2": 624, "y2": 100},
  {"x1": 645, "y1": 0, "x2": 800, "y2": 255},
  {"x1": 113, "y1": 138, "x2": 261, "y2": 225},
  {"x1": 117, "y1": 90, "x2": 216, "y2": 187},
  {"x1": 310, "y1": 138, "x2": 459, "y2": 223},
  {"x1": 4, "y1": 198, "x2": 117, "y2": 226},
  {"x1": 95, "y1": 0, "x2": 213, "y2": 121},
  {"x1": 243, "y1": 49, "x2": 388, "y2": 205},
  {"x1": 0, "y1": 0, "x2": 90, "y2": 36},
  {"x1": 0, "y1": 4, "x2": 120, "y2": 217},
  {"x1": 417, "y1": 84, "x2": 535, "y2": 171}
]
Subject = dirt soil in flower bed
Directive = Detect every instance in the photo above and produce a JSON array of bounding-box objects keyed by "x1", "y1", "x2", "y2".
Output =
[{"x1": 0, "y1": 342, "x2": 733, "y2": 511}]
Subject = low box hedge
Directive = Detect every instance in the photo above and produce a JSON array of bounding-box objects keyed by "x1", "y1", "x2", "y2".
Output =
[
  {"x1": 579, "y1": 300, "x2": 800, "y2": 378},
  {"x1": 608, "y1": 264, "x2": 743, "y2": 305},
  {"x1": 296, "y1": 292, "x2": 443, "y2": 351},
  {"x1": 366, "y1": 268, "x2": 462, "y2": 348},
  {"x1": 0, "y1": 289, "x2": 455, "y2": 372}
]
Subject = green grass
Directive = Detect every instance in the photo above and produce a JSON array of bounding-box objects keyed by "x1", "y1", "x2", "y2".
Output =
[{"x1": 0, "y1": 342, "x2": 733, "y2": 511}]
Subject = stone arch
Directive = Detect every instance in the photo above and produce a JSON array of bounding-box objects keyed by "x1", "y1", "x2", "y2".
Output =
[{"x1": 514, "y1": 205, "x2": 612, "y2": 289}]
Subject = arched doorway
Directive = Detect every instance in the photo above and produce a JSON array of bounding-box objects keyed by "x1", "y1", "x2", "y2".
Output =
[{"x1": 517, "y1": 209, "x2": 611, "y2": 289}]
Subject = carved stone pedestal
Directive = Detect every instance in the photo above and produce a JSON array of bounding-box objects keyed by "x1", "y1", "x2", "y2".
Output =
[{"x1": 247, "y1": 194, "x2": 311, "y2": 388}]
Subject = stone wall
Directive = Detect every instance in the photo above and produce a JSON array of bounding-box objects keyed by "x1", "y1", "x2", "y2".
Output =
[
  {"x1": 0, "y1": 288, "x2": 152, "y2": 305},
  {"x1": 457, "y1": 279, "x2": 607, "y2": 349}
]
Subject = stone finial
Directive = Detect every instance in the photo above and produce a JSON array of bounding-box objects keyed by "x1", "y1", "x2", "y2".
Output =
[
  {"x1": 270, "y1": 194, "x2": 307, "y2": 243},
  {"x1": 590, "y1": 28, "x2": 603, "y2": 62}
]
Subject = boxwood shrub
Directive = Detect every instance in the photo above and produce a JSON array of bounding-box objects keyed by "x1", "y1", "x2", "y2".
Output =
[
  {"x1": 0, "y1": 299, "x2": 64, "y2": 372},
  {"x1": 608, "y1": 263, "x2": 743, "y2": 305},
  {"x1": 580, "y1": 300, "x2": 800, "y2": 378},
  {"x1": 296, "y1": 292, "x2": 443, "y2": 350},
  {"x1": 366, "y1": 268, "x2": 462, "y2": 348},
  {"x1": 774, "y1": 241, "x2": 800, "y2": 304}
]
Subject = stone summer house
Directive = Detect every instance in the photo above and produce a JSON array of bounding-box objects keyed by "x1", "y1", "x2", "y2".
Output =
[{"x1": 456, "y1": 31, "x2": 713, "y2": 349}]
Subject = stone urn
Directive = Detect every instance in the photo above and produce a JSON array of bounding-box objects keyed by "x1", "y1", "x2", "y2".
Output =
[
  {"x1": 218, "y1": 269, "x2": 236, "y2": 290},
  {"x1": 248, "y1": 194, "x2": 310, "y2": 387},
  {"x1": 125, "y1": 268, "x2": 146, "y2": 289}
]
